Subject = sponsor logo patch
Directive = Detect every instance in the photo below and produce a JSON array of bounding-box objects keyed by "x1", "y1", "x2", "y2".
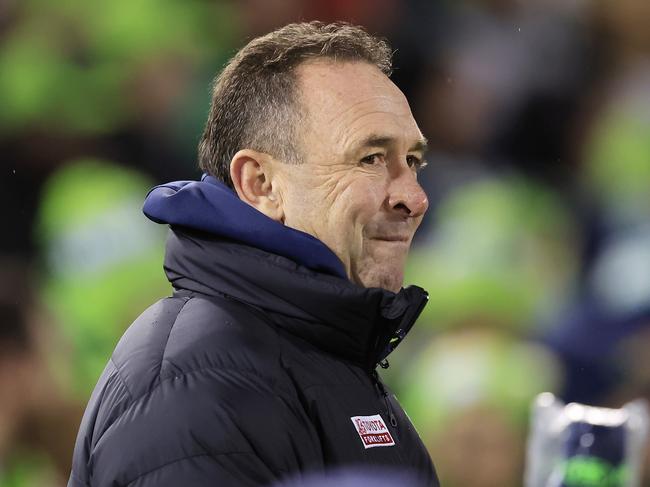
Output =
[{"x1": 350, "y1": 414, "x2": 395, "y2": 449}]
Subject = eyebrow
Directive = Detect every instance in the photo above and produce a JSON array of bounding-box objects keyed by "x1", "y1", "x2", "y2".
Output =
[{"x1": 353, "y1": 134, "x2": 429, "y2": 155}]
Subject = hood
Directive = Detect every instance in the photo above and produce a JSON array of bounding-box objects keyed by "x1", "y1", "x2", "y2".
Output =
[{"x1": 143, "y1": 174, "x2": 346, "y2": 279}]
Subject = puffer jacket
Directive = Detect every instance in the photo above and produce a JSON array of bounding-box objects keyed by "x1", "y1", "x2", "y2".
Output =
[{"x1": 68, "y1": 176, "x2": 439, "y2": 487}]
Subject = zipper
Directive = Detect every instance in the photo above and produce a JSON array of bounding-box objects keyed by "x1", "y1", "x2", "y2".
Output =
[
  {"x1": 375, "y1": 287, "x2": 429, "y2": 365},
  {"x1": 365, "y1": 287, "x2": 428, "y2": 432},
  {"x1": 371, "y1": 370, "x2": 398, "y2": 428}
]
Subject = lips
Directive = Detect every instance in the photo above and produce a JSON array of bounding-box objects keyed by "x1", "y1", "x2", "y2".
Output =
[
  {"x1": 365, "y1": 223, "x2": 413, "y2": 244},
  {"x1": 371, "y1": 235, "x2": 410, "y2": 243}
]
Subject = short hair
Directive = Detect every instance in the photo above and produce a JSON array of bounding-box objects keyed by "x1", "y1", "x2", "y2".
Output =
[{"x1": 198, "y1": 21, "x2": 393, "y2": 189}]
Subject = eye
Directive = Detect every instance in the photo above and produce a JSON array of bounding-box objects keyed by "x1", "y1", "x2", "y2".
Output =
[
  {"x1": 360, "y1": 153, "x2": 386, "y2": 166},
  {"x1": 407, "y1": 155, "x2": 427, "y2": 171}
]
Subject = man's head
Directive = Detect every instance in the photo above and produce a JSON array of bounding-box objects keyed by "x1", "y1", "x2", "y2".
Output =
[{"x1": 199, "y1": 22, "x2": 428, "y2": 292}]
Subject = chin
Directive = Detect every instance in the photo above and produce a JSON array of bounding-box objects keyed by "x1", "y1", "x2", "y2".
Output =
[
  {"x1": 381, "y1": 279, "x2": 403, "y2": 293},
  {"x1": 357, "y1": 268, "x2": 404, "y2": 292}
]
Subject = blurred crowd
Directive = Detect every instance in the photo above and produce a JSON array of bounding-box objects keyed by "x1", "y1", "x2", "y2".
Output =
[{"x1": 1, "y1": 0, "x2": 650, "y2": 486}]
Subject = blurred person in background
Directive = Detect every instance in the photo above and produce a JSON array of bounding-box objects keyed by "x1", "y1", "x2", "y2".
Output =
[
  {"x1": 34, "y1": 159, "x2": 170, "y2": 400},
  {"x1": 0, "y1": 260, "x2": 79, "y2": 487},
  {"x1": 272, "y1": 466, "x2": 428, "y2": 487},
  {"x1": 2, "y1": 2, "x2": 237, "y2": 484},
  {"x1": 68, "y1": 22, "x2": 438, "y2": 487},
  {"x1": 393, "y1": 176, "x2": 572, "y2": 487},
  {"x1": 410, "y1": 0, "x2": 589, "y2": 188},
  {"x1": 380, "y1": 0, "x2": 650, "y2": 484},
  {"x1": 544, "y1": 0, "x2": 650, "y2": 408}
]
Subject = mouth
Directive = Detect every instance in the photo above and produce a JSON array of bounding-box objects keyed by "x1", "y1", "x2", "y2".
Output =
[{"x1": 370, "y1": 235, "x2": 410, "y2": 243}]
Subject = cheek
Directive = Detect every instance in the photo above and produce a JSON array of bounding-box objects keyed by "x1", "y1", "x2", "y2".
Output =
[
  {"x1": 332, "y1": 182, "x2": 384, "y2": 260},
  {"x1": 336, "y1": 179, "x2": 384, "y2": 225}
]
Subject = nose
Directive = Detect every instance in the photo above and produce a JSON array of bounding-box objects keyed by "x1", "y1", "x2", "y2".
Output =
[{"x1": 387, "y1": 167, "x2": 428, "y2": 218}]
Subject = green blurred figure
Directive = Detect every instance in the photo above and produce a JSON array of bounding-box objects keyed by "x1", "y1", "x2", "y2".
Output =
[
  {"x1": 407, "y1": 176, "x2": 579, "y2": 332},
  {"x1": 392, "y1": 176, "x2": 576, "y2": 487},
  {"x1": 0, "y1": 0, "x2": 236, "y2": 136},
  {"x1": 36, "y1": 160, "x2": 170, "y2": 399}
]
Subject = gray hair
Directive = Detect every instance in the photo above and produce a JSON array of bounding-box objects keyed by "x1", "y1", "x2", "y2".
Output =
[{"x1": 198, "y1": 21, "x2": 393, "y2": 189}]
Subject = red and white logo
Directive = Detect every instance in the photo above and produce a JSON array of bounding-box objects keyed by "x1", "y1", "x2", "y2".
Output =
[{"x1": 350, "y1": 414, "x2": 395, "y2": 449}]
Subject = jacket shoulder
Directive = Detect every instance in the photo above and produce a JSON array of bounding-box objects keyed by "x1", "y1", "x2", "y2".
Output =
[
  {"x1": 86, "y1": 357, "x2": 322, "y2": 487},
  {"x1": 111, "y1": 293, "x2": 282, "y2": 399},
  {"x1": 73, "y1": 293, "x2": 322, "y2": 486},
  {"x1": 70, "y1": 294, "x2": 325, "y2": 486}
]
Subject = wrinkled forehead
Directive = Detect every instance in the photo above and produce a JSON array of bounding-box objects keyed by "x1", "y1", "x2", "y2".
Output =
[{"x1": 295, "y1": 60, "x2": 417, "y2": 136}]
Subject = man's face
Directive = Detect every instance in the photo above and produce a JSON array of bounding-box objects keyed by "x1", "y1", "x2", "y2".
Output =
[{"x1": 274, "y1": 60, "x2": 428, "y2": 292}]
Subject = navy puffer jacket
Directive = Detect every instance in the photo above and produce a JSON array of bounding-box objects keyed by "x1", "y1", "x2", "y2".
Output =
[{"x1": 68, "y1": 176, "x2": 438, "y2": 487}]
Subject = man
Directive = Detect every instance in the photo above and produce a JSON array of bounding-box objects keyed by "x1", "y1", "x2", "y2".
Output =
[{"x1": 69, "y1": 22, "x2": 439, "y2": 487}]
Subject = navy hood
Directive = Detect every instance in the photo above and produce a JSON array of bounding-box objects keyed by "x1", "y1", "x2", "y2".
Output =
[{"x1": 143, "y1": 174, "x2": 346, "y2": 279}]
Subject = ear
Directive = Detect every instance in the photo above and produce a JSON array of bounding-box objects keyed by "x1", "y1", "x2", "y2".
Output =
[{"x1": 230, "y1": 149, "x2": 284, "y2": 223}]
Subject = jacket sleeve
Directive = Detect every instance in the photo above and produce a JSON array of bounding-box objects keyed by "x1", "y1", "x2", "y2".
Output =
[{"x1": 80, "y1": 364, "x2": 324, "y2": 487}]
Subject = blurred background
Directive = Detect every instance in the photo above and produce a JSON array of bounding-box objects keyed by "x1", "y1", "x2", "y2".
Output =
[{"x1": 1, "y1": 0, "x2": 650, "y2": 485}]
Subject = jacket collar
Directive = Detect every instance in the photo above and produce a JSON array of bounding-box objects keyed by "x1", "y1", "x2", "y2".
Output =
[
  {"x1": 144, "y1": 176, "x2": 428, "y2": 369},
  {"x1": 165, "y1": 228, "x2": 428, "y2": 370}
]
